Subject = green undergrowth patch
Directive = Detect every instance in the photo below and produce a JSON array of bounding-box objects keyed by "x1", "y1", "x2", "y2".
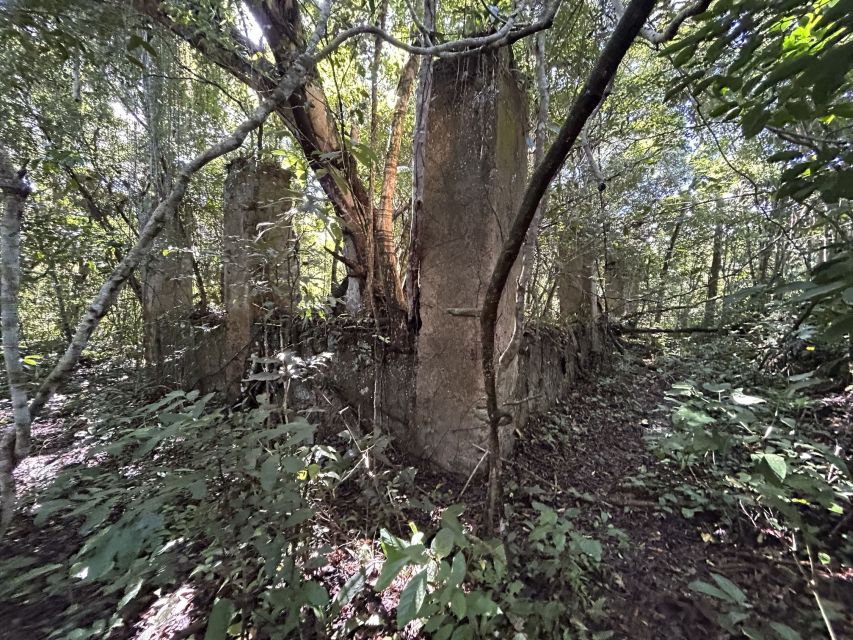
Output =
[
  {"x1": 1, "y1": 381, "x2": 614, "y2": 640},
  {"x1": 630, "y1": 335, "x2": 852, "y2": 639}
]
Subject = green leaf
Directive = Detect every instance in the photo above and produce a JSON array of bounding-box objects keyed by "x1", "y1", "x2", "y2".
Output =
[
  {"x1": 204, "y1": 598, "x2": 234, "y2": 640},
  {"x1": 260, "y1": 455, "x2": 279, "y2": 492},
  {"x1": 759, "y1": 453, "x2": 788, "y2": 482},
  {"x1": 710, "y1": 573, "x2": 747, "y2": 604},
  {"x1": 397, "y1": 569, "x2": 428, "y2": 627},
  {"x1": 450, "y1": 589, "x2": 466, "y2": 619},
  {"x1": 448, "y1": 552, "x2": 466, "y2": 588},
  {"x1": 574, "y1": 536, "x2": 603, "y2": 562},
  {"x1": 333, "y1": 569, "x2": 366, "y2": 610},
  {"x1": 301, "y1": 580, "x2": 329, "y2": 608},
  {"x1": 375, "y1": 556, "x2": 410, "y2": 591},
  {"x1": 431, "y1": 528, "x2": 455, "y2": 559},
  {"x1": 688, "y1": 579, "x2": 734, "y2": 602},
  {"x1": 769, "y1": 622, "x2": 802, "y2": 640}
]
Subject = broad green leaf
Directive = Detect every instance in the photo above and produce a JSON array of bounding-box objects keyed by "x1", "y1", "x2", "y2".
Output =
[
  {"x1": 448, "y1": 552, "x2": 466, "y2": 588},
  {"x1": 769, "y1": 622, "x2": 802, "y2": 640},
  {"x1": 260, "y1": 455, "x2": 279, "y2": 492},
  {"x1": 450, "y1": 589, "x2": 466, "y2": 619},
  {"x1": 333, "y1": 569, "x2": 366, "y2": 610},
  {"x1": 688, "y1": 579, "x2": 734, "y2": 602},
  {"x1": 397, "y1": 569, "x2": 427, "y2": 627},
  {"x1": 204, "y1": 598, "x2": 234, "y2": 640},
  {"x1": 431, "y1": 528, "x2": 455, "y2": 559},
  {"x1": 710, "y1": 573, "x2": 747, "y2": 604},
  {"x1": 759, "y1": 453, "x2": 788, "y2": 482}
]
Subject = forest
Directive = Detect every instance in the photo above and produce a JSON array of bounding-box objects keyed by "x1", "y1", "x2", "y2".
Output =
[{"x1": 0, "y1": 0, "x2": 851, "y2": 638}]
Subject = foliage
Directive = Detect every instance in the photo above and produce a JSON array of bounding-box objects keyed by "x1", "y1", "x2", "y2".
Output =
[
  {"x1": 650, "y1": 373, "x2": 851, "y2": 552},
  {"x1": 1, "y1": 390, "x2": 350, "y2": 638},
  {"x1": 374, "y1": 502, "x2": 610, "y2": 640}
]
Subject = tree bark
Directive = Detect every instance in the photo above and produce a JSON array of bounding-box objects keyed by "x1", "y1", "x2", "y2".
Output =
[
  {"x1": 703, "y1": 222, "x2": 724, "y2": 327},
  {"x1": 406, "y1": 0, "x2": 438, "y2": 330},
  {"x1": 377, "y1": 55, "x2": 420, "y2": 317},
  {"x1": 654, "y1": 215, "x2": 684, "y2": 323},
  {"x1": 496, "y1": 32, "x2": 550, "y2": 381},
  {"x1": 0, "y1": 150, "x2": 33, "y2": 535}
]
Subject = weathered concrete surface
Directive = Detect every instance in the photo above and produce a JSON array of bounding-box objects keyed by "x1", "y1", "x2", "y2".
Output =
[
  {"x1": 414, "y1": 51, "x2": 528, "y2": 474},
  {"x1": 219, "y1": 158, "x2": 298, "y2": 399},
  {"x1": 139, "y1": 217, "x2": 193, "y2": 382}
]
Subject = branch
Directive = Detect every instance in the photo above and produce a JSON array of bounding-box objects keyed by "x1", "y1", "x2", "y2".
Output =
[
  {"x1": 611, "y1": 0, "x2": 712, "y2": 45},
  {"x1": 315, "y1": 0, "x2": 562, "y2": 60}
]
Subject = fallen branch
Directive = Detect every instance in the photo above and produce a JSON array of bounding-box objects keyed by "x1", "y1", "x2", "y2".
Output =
[{"x1": 615, "y1": 325, "x2": 725, "y2": 335}]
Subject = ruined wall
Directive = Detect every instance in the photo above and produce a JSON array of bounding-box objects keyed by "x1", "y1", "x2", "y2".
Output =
[
  {"x1": 414, "y1": 51, "x2": 528, "y2": 474},
  {"x1": 139, "y1": 218, "x2": 194, "y2": 382}
]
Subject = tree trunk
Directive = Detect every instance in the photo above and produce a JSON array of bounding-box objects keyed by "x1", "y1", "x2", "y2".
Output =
[
  {"x1": 406, "y1": 0, "x2": 438, "y2": 330},
  {"x1": 655, "y1": 215, "x2": 683, "y2": 323},
  {"x1": 134, "y1": 0, "x2": 402, "y2": 315},
  {"x1": 376, "y1": 55, "x2": 419, "y2": 319},
  {"x1": 0, "y1": 149, "x2": 33, "y2": 534},
  {"x1": 703, "y1": 222, "x2": 724, "y2": 327}
]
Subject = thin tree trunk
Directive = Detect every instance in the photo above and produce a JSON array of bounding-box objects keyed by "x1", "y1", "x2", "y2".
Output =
[
  {"x1": 406, "y1": 0, "x2": 438, "y2": 330},
  {"x1": 376, "y1": 55, "x2": 419, "y2": 315},
  {"x1": 655, "y1": 215, "x2": 683, "y2": 323},
  {"x1": 496, "y1": 31, "x2": 550, "y2": 380},
  {"x1": 703, "y1": 222, "x2": 724, "y2": 327},
  {"x1": 0, "y1": 150, "x2": 33, "y2": 535}
]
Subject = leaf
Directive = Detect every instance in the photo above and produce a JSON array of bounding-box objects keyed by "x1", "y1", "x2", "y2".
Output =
[
  {"x1": 301, "y1": 580, "x2": 329, "y2": 608},
  {"x1": 431, "y1": 528, "x2": 455, "y2": 559},
  {"x1": 731, "y1": 391, "x2": 765, "y2": 406},
  {"x1": 333, "y1": 569, "x2": 366, "y2": 610},
  {"x1": 769, "y1": 622, "x2": 802, "y2": 640},
  {"x1": 574, "y1": 536, "x2": 603, "y2": 562},
  {"x1": 448, "y1": 552, "x2": 466, "y2": 588},
  {"x1": 397, "y1": 569, "x2": 428, "y2": 627},
  {"x1": 688, "y1": 579, "x2": 734, "y2": 602},
  {"x1": 374, "y1": 556, "x2": 410, "y2": 591},
  {"x1": 759, "y1": 453, "x2": 788, "y2": 482},
  {"x1": 260, "y1": 455, "x2": 279, "y2": 492},
  {"x1": 710, "y1": 573, "x2": 747, "y2": 604},
  {"x1": 204, "y1": 598, "x2": 234, "y2": 640},
  {"x1": 450, "y1": 589, "x2": 466, "y2": 618}
]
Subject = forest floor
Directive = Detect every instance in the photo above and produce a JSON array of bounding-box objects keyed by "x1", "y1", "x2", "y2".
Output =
[{"x1": 1, "y1": 345, "x2": 851, "y2": 639}]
